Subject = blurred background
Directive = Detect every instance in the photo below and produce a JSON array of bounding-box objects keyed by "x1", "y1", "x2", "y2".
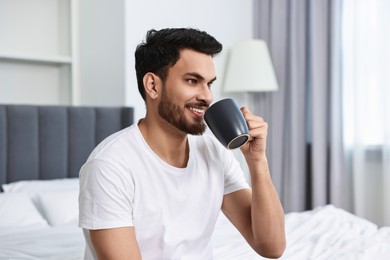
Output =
[{"x1": 0, "y1": 0, "x2": 389, "y2": 226}]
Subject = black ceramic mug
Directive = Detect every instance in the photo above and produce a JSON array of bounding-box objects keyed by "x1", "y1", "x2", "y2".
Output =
[{"x1": 204, "y1": 98, "x2": 250, "y2": 149}]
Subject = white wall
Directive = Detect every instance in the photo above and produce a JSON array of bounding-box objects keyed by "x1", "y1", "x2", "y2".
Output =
[
  {"x1": 78, "y1": 0, "x2": 126, "y2": 106},
  {"x1": 125, "y1": 0, "x2": 254, "y2": 120},
  {"x1": 0, "y1": 0, "x2": 253, "y2": 110}
]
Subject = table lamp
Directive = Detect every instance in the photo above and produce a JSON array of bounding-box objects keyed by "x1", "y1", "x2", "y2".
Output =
[{"x1": 224, "y1": 39, "x2": 278, "y2": 94}]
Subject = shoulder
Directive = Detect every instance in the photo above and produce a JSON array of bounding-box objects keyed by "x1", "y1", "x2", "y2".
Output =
[
  {"x1": 86, "y1": 124, "x2": 140, "y2": 161},
  {"x1": 80, "y1": 124, "x2": 142, "y2": 177}
]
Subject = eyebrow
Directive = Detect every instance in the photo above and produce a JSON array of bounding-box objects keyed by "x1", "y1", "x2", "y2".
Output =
[{"x1": 185, "y1": 72, "x2": 217, "y2": 84}]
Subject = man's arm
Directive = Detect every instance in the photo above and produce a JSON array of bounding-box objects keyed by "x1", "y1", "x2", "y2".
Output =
[
  {"x1": 221, "y1": 107, "x2": 286, "y2": 259},
  {"x1": 89, "y1": 227, "x2": 141, "y2": 260}
]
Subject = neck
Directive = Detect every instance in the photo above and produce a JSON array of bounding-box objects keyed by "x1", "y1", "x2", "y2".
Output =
[{"x1": 138, "y1": 117, "x2": 190, "y2": 168}]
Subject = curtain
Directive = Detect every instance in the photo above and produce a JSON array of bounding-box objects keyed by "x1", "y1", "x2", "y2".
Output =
[
  {"x1": 342, "y1": 0, "x2": 390, "y2": 226},
  {"x1": 252, "y1": 0, "x2": 350, "y2": 213}
]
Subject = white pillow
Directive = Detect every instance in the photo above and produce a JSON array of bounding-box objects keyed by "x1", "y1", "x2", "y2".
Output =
[
  {"x1": 2, "y1": 178, "x2": 79, "y2": 194},
  {"x1": 0, "y1": 192, "x2": 49, "y2": 228},
  {"x1": 36, "y1": 190, "x2": 79, "y2": 226},
  {"x1": 2, "y1": 178, "x2": 79, "y2": 219}
]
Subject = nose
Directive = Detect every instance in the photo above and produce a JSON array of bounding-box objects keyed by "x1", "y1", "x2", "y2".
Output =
[{"x1": 197, "y1": 84, "x2": 213, "y2": 105}]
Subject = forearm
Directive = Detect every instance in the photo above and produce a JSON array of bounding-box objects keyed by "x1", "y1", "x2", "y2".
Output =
[{"x1": 247, "y1": 156, "x2": 286, "y2": 256}]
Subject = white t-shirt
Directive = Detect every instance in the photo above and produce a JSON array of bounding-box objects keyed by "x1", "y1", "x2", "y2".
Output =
[{"x1": 79, "y1": 123, "x2": 249, "y2": 260}]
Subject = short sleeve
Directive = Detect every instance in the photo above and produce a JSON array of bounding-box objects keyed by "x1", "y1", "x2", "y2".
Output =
[
  {"x1": 79, "y1": 160, "x2": 134, "y2": 230},
  {"x1": 222, "y1": 150, "x2": 250, "y2": 194},
  {"x1": 203, "y1": 136, "x2": 250, "y2": 195}
]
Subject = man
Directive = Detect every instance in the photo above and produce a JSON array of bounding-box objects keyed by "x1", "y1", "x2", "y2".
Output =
[{"x1": 79, "y1": 28, "x2": 286, "y2": 259}]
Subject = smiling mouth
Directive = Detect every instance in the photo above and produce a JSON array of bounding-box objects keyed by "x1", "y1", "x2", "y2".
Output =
[{"x1": 188, "y1": 106, "x2": 207, "y2": 116}]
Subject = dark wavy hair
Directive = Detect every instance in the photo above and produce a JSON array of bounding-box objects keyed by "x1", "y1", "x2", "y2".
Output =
[{"x1": 135, "y1": 28, "x2": 223, "y2": 100}]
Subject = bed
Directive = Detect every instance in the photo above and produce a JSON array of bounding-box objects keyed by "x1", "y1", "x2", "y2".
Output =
[{"x1": 1, "y1": 104, "x2": 390, "y2": 260}]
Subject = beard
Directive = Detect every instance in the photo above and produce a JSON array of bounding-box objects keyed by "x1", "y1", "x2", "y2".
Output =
[{"x1": 158, "y1": 86, "x2": 207, "y2": 136}]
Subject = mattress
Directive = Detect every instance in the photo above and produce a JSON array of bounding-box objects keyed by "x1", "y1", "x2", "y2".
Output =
[{"x1": 1, "y1": 205, "x2": 389, "y2": 259}]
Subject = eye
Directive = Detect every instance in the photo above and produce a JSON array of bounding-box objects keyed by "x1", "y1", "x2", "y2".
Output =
[{"x1": 186, "y1": 78, "x2": 198, "y2": 84}]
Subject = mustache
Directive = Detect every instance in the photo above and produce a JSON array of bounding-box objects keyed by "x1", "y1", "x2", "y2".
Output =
[{"x1": 186, "y1": 102, "x2": 209, "y2": 108}]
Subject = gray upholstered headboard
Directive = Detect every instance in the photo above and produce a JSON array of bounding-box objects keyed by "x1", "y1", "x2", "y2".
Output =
[{"x1": 0, "y1": 104, "x2": 134, "y2": 187}]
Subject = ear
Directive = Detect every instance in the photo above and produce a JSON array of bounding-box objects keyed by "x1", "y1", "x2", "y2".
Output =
[{"x1": 143, "y1": 73, "x2": 160, "y2": 100}]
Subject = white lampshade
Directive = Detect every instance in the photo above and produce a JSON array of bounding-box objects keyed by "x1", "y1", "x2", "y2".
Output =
[{"x1": 223, "y1": 40, "x2": 278, "y2": 92}]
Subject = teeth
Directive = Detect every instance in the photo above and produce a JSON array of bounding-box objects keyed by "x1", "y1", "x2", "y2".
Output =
[{"x1": 189, "y1": 107, "x2": 205, "y2": 114}]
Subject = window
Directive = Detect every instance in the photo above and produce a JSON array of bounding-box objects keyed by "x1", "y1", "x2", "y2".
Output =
[{"x1": 342, "y1": 0, "x2": 390, "y2": 146}]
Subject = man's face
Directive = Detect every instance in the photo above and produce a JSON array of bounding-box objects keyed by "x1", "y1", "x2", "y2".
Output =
[{"x1": 158, "y1": 49, "x2": 216, "y2": 135}]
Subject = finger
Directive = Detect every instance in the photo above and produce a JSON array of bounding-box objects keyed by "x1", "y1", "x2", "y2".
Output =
[
  {"x1": 240, "y1": 107, "x2": 255, "y2": 119},
  {"x1": 240, "y1": 106, "x2": 251, "y2": 114},
  {"x1": 246, "y1": 119, "x2": 267, "y2": 130},
  {"x1": 240, "y1": 107, "x2": 264, "y2": 122},
  {"x1": 248, "y1": 124, "x2": 268, "y2": 137}
]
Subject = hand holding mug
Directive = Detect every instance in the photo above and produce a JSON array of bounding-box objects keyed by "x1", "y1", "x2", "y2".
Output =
[
  {"x1": 239, "y1": 107, "x2": 268, "y2": 162},
  {"x1": 204, "y1": 98, "x2": 250, "y2": 150}
]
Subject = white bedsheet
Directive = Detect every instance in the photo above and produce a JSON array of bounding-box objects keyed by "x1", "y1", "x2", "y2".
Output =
[
  {"x1": 212, "y1": 205, "x2": 390, "y2": 260},
  {"x1": 0, "y1": 225, "x2": 85, "y2": 260},
  {"x1": 0, "y1": 205, "x2": 389, "y2": 259}
]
